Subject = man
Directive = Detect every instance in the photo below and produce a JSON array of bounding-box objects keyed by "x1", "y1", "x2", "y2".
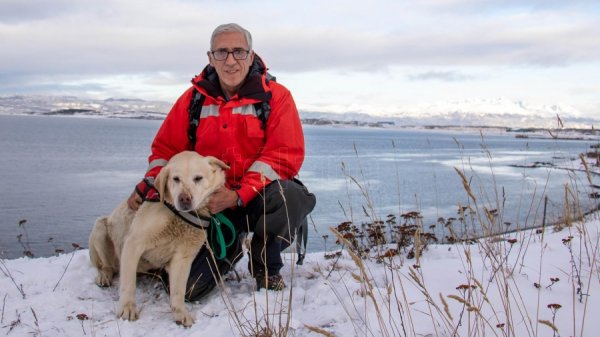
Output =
[{"x1": 127, "y1": 23, "x2": 315, "y2": 299}]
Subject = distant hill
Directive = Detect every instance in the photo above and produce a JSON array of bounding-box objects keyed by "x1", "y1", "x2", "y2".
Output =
[
  {"x1": 0, "y1": 95, "x2": 171, "y2": 120},
  {"x1": 1, "y1": 95, "x2": 598, "y2": 129}
]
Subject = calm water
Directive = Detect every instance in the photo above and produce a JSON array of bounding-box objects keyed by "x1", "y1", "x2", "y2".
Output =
[{"x1": 1, "y1": 115, "x2": 598, "y2": 258}]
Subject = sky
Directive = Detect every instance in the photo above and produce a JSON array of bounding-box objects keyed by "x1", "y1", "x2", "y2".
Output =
[{"x1": 1, "y1": 0, "x2": 600, "y2": 116}]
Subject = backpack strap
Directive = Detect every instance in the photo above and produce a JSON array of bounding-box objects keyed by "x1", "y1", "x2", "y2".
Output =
[
  {"x1": 253, "y1": 101, "x2": 271, "y2": 130},
  {"x1": 265, "y1": 72, "x2": 276, "y2": 83},
  {"x1": 253, "y1": 71, "x2": 275, "y2": 130},
  {"x1": 187, "y1": 89, "x2": 205, "y2": 150}
]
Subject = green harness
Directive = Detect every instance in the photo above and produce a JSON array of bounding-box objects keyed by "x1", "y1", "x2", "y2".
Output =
[{"x1": 162, "y1": 200, "x2": 236, "y2": 261}]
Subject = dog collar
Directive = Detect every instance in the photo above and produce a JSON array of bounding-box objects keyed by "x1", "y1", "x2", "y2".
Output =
[{"x1": 163, "y1": 201, "x2": 211, "y2": 229}]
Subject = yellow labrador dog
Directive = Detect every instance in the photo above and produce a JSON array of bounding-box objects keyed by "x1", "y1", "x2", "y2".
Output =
[{"x1": 88, "y1": 151, "x2": 228, "y2": 326}]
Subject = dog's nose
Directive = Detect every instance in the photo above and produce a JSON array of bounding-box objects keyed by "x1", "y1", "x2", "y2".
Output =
[{"x1": 177, "y1": 194, "x2": 193, "y2": 211}]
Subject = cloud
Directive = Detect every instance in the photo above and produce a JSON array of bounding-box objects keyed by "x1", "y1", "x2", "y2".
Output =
[
  {"x1": 3, "y1": 1, "x2": 599, "y2": 76},
  {"x1": 0, "y1": 0, "x2": 83, "y2": 23},
  {"x1": 408, "y1": 71, "x2": 476, "y2": 82},
  {"x1": 0, "y1": 0, "x2": 599, "y2": 111}
]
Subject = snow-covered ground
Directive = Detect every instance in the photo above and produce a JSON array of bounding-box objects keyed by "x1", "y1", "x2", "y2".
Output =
[{"x1": 1, "y1": 211, "x2": 599, "y2": 337}]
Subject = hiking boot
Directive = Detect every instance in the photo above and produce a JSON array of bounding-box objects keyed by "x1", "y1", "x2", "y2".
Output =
[{"x1": 255, "y1": 274, "x2": 286, "y2": 291}]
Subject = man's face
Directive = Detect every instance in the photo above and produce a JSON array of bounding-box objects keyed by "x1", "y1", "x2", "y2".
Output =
[{"x1": 208, "y1": 31, "x2": 254, "y2": 98}]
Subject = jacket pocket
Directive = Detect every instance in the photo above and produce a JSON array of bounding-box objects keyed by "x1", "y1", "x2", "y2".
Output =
[{"x1": 244, "y1": 117, "x2": 265, "y2": 139}]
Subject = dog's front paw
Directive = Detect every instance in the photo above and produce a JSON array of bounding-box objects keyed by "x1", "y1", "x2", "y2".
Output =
[
  {"x1": 172, "y1": 306, "x2": 195, "y2": 327},
  {"x1": 117, "y1": 301, "x2": 139, "y2": 321}
]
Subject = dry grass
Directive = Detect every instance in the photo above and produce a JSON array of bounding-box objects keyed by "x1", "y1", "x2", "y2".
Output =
[{"x1": 310, "y1": 146, "x2": 600, "y2": 337}]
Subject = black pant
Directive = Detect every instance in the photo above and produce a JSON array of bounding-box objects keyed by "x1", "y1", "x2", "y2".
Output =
[
  {"x1": 167, "y1": 179, "x2": 315, "y2": 301},
  {"x1": 227, "y1": 179, "x2": 316, "y2": 276}
]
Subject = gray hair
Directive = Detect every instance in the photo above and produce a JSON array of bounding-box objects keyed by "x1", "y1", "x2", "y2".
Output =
[{"x1": 210, "y1": 23, "x2": 253, "y2": 51}]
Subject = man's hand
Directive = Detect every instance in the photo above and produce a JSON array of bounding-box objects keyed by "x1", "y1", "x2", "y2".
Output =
[
  {"x1": 208, "y1": 186, "x2": 239, "y2": 214},
  {"x1": 127, "y1": 190, "x2": 143, "y2": 211},
  {"x1": 127, "y1": 177, "x2": 158, "y2": 211}
]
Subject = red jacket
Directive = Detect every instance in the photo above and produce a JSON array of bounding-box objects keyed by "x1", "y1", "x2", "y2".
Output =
[{"x1": 145, "y1": 55, "x2": 305, "y2": 205}]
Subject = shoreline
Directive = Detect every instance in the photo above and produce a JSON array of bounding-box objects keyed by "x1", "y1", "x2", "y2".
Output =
[{"x1": 3, "y1": 203, "x2": 599, "y2": 261}]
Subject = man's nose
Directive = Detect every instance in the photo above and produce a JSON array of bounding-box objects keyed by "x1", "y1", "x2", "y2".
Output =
[{"x1": 225, "y1": 52, "x2": 237, "y2": 64}]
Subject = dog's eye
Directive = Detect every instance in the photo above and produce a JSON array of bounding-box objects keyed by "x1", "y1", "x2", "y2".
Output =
[
  {"x1": 194, "y1": 176, "x2": 203, "y2": 183},
  {"x1": 172, "y1": 176, "x2": 180, "y2": 183}
]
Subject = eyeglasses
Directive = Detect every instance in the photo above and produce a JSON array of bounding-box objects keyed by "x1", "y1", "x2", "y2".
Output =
[{"x1": 210, "y1": 49, "x2": 251, "y2": 61}]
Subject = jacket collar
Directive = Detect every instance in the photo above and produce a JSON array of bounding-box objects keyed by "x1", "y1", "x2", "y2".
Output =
[{"x1": 192, "y1": 54, "x2": 272, "y2": 103}]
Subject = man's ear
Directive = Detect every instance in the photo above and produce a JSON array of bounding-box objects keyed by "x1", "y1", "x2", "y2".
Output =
[
  {"x1": 154, "y1": 166, "x2": 170, "y2": 203},
  {"x1": 207, "y1": 51, "x2": 215, "y2": 67}
]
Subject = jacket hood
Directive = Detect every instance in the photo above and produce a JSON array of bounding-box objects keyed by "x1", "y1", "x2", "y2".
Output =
[{"x1": 192, "y1": 53, "x2": 271, "y2": 103}]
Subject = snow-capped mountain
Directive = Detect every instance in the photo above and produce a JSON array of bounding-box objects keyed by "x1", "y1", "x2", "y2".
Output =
[
  {"x1": 0, "y1": 95, "x2": 598, "y2": 128},
  {"x1": 303, "y1": 97, "x2": 598, "y2": 129},
  {"x1": 393, "y1": 97, "x2": 594, "y2": 128}
]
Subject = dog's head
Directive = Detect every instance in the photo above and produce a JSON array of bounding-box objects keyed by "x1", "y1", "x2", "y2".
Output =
[{"x1": 154, "y1": 151, "x2": 229, "y2": 212}]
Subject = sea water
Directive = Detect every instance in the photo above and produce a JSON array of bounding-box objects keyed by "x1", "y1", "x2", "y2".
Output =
[{"x1": 0, "y1": 115, "x2": 597, "y2": 258}]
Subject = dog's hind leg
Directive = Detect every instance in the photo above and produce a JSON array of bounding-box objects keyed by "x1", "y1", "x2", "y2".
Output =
[{"x1": 89, "y1": 216, "x2": 117, "y2": 287}]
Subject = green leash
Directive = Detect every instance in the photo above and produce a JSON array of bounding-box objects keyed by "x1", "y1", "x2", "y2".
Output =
[{"x1": 209, "y1": 213, "x2": 236, "y2": 260}]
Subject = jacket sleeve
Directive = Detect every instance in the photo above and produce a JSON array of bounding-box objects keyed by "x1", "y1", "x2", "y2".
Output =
[
  {"x1": 236, "y1": 83, "x2": 305, "y2": 204},
  {"x1": 144, "y1": 88, "x2": 194, "y2": 178}
]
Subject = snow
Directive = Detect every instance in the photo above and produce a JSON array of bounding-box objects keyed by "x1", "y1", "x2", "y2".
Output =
[{"x1": 1, "y1": 214, "x2": 600, "y2": 337}]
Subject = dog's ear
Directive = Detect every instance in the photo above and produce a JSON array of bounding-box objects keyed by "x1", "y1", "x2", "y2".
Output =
[
  {"x1": 206, "y1": 156, "x2": 230, "y2": 171},
  {"x1": 154, "y1": 166, "x2": 170, "y2": 203}
]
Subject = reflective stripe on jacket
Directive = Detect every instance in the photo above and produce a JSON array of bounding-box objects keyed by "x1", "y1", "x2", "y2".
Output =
[{"x1": 145, "y1": 55, "x2": 305, "y2": 205}]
